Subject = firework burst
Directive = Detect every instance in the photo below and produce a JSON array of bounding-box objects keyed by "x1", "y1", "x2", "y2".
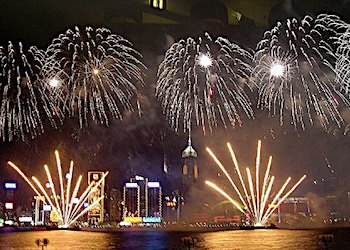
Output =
[
  {"x1": 253, "y1": 14, "x2": 349, "y2": 131},
  {"x1": 44, "y1": 26, "x2": 146, "y2": 127},
  {"x1": 206, "y1": 140, "x2": 306, "y2": 226},
  {"x1": 156, "y1": 32, "x2": 254, "y2": 135},
  {"x1": 329, "y1": 16, "x2": 350, "y2": 100},
  {"x1": 0, "y1": 42, "x2": 62, "y2": 142}
]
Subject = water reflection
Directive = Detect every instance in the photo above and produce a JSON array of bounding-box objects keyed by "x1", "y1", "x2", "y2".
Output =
[{"x1": 0, "y1": 228, "x2": 349, "y2": 250}]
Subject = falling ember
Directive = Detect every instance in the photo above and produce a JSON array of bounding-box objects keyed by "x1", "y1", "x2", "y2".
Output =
[
  {"x1": 8, "y1": 151, "x2": 108, "y2": 228},
  {"x1": 206, "y1": 140, "x2": 306, "y2": 227}
]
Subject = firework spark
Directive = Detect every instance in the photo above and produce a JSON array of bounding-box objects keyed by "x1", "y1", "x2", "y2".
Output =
[
  {"x1": 253, "y1": 14, "x2": 349, "y2": 131},
  {"x1": 8, "y1": 150, "x2": 108, "y2": 228},
  {"x1": 329, "y1": 15, "x2": 350, "y2": 100},
  {"x1": 0, "y1": 42, "x2": 62, "y2": 142},
  {"x1": 156, "y1": 32, "x2": 254, "y2": 135},
  {"x1": 206, "y1": 140, "x2": 306, "y2": 226},
  {"x1": 43, "y1": 26, "x2": 146, "y2": 127}
]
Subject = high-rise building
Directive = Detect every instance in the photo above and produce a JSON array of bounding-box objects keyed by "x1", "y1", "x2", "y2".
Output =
[
  {"x1": 3, "y1": 182, "x2": 17, "y2": 225},
  {"x1": 87, "y1": 171, "x2": 106, "y2": 225},
  {"x1": 108, "y1": 188, "x2": 122, "y2": 223},
  {"x1": 122, "y1": 176, "x2": 162, "y2": 221},
  {"x1": 147, "y1": 181, "x2": 162, "y2": 218},
  {"x1": 181, "y1": 137, "x2": 198, "y2": 186}
]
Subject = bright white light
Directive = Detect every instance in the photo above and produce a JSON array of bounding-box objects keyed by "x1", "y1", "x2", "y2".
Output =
[
  {"x1": 126, "y1": 183, "x2": 138, "y2": 188},
  {"x1": 5, "y1": 183, "x2": 16, "y2": 189},
  {"x1": 147, "y1": 182, "x2": 160, "y2": 188},
  {"x1": 5, "y1": 202, "x2": 13, "y2": 210},
  {"x1": 43, "y1": 204, "x2": 51, "y2": 211},
  {"x1": 49, "y1": 78, "x2": 60, "y2": 87},
  {"x1": 19, "y1": 216, "x2": 33, "y2": 223},
  {"x1": 93, "y1": 69, "x2": 100, "y2": 75},
  {"x1": 270, "y1": 64, "x2": 285, "y2": 77},
  {"x1": 198, "y1": 54, "x2": 212, "y2": 68},
  {"x1": 135, "y1": 175, "x2": 144, "y2": 181},
  {"x1": 45, "y1": 183, "x2": 51, "y2": 189},
  {"x1": 65, "y1": 173, "x2": 71, "y2": 179}
]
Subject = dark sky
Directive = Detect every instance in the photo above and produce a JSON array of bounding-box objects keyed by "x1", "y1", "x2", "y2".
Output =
[{"x1": 1, "y1": 0, "x2": 350, "y2": 206}]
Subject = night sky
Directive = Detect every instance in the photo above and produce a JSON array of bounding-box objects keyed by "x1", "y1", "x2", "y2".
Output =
[{"x1": 1, "y1": 0, "x2": 350, "y2": 208}]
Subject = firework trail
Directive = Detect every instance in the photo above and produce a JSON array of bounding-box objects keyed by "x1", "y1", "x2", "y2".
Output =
[
  {"x1": 44, "y1": 26, "x2": 146, "y2": 128},
  {"x1": 8, "y1": 150, "x2": 108, "y2": 228},
  {"x1": 206, "y1": 140, "x2": 306, "y2": 226},
  {"x1": 324, "y1": 14, "x2": 350, "y2": 102},
  {"x1": 253, "y1": 14, "x2": 349, "y2": 131},
  {"x1": 156, "y1": 32, "x2": 254, "y2": 135},
  {"x1": 0, "y1": 42, "x2": 62, "y2": 142}
]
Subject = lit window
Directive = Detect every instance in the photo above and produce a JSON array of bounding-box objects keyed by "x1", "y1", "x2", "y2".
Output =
[{"x1": 150, "y1": 0, "x2": 166, "y2": 10}]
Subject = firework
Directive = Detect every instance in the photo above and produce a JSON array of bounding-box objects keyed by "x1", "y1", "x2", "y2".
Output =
[
  {"x1": 330, "y1": 17, "x2": 350, "y2": 99},
  {"x1": 253, "y1": 14, "x2": 349, "y2": 131},
  {"x1": 156, "y1": 32, "x2": 254, "y2": 135},
  {"x1": 8, "y1": 150, "x2": 108, "y2": 228},
  {"x1": 206, "y1": 140, "x2": 306, "y2": 226},
  {"x1": 43, "y1": 26, "x2": 145, "y2": 127},
  {"x1": 0, "y1": 42, "x2": 62, "y2": 142}
]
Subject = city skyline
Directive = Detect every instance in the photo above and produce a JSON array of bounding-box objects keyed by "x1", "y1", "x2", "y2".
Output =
[{"x1": 0, "y1": 0, "x2": 350, "y2": 218}]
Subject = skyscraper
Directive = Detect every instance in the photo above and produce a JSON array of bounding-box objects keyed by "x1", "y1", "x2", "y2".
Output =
[
  {"x1": 122, "y1": 176, "x2": 162, "y2": 221},
  {"x1": 181, "y1": 137, "x2": 198, "y2": 194},
  {"x1": 87, "y1": 171, "x2": 105, "y2": 225}
]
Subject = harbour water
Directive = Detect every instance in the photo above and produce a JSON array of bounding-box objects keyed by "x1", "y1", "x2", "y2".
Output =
[{"x1": 0, "y1": 227, "x2": 349, "y2": 250}]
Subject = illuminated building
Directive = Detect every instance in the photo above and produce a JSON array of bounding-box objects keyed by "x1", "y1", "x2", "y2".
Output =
[
  {"x1": 108, "y1": 188, "x2": 122, "y2": 224},
  {"x1": 124, "y1": 182, "x2": 139, "y2": 217},
  {"x1": 181, "y1": 137, "x2": 198, "y2": 186},
  {"x1": 147, "y1": 181, "x2": 162, "y2": 217},
  {"x1": 278, "y1": 197, "x2": 311, "y2": 224},
  {"x1": 88, "y1": 171, "x2": 106, "y2": 225},
  {"x1": 3, "y1": 182, "x2": 17, "y2": 225},
  {"x1": 34, "y1": 196, "x2": 45, "y2": 225},
  {"x1": 163, "y1": 190, "x2": 183, "y2": 222},
  {"x1": 181, "y1": 138, "x2": 207, "y2": 222},
  {"x1": 122, "y1": 176, "x2": 162, "y2": 223}
]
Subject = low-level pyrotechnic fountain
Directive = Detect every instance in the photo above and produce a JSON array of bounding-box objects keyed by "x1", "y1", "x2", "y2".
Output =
[
  {"x1": 206, "y1": 140, "x2": 306, "y2": 227},
  {"x1": 8, "y1": 150, "x2": 108, "y2": 228}
]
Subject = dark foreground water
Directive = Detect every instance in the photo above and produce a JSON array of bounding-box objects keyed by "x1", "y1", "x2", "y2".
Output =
[{"x1": 0, "y1": 228, "x2": 349, "y2": 250}]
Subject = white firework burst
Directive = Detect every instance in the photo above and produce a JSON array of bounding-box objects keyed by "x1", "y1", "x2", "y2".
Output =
[
  {"x1": 253, "y1": 14, "x2": 349, "y2": 131},
  {"x1": 156, "y1": 32, "x2": 254, "y2": 135},
  {"x1": 43, "y1": 26, "x2": 146, "y2": 128},
  {"x1": 0, "y1": 42, "x2": 62, "y2": 142}
]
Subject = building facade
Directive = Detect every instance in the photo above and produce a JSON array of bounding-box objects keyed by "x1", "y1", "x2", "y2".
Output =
[{"x1": 122, "y1": 176, "x2": 162, "y2": 223}]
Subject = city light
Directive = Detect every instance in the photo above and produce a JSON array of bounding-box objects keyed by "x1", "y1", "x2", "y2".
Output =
[
  {"x1": 5, "y1": 182, "x2": 16, "y2": 189},
  {"x1": 5, "y1": 202, "x2": 14, "y2": 210},
  {"x1": 7, "y1": 150, "x2": 109, "y2": 228},
  {"x1": 147, "y1": 182, "x2": 160, "y2": 188},
  {"x1": 206, "y1": 140, "x2": 306, "y2": 227},
  {"x1": 125, "y1": 183, "x2": 138, "y2": 188}
]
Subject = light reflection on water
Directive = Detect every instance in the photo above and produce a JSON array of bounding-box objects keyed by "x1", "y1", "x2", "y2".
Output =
[{"x1": 0, "y1": 228, "x2": 349, "y2": 250}]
